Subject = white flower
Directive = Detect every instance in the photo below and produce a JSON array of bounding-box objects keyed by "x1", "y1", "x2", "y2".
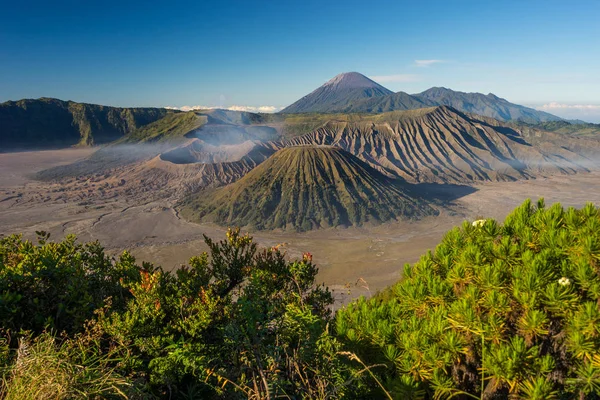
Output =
[
  {"x1": 558, "y1": 277, "x2": 571, "y2": 286},
  {"x1": 472, "y1": 219, "x2": 486, "y2": 228}
]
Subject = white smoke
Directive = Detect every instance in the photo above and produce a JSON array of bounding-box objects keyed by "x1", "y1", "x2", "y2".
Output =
[{"x1": 538, "y1": 102, "x2": 600, "y2": 111}]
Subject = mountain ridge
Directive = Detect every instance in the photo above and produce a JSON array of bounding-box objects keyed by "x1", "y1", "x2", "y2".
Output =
[
  {"x1": 283, "y1": 106, "x2": 592, "y2": 183},
  {"x1": 0, "y1": 97, "x2": 172, "y2": 149},
  {"x1": 281, "y1": 72, "x2": 563, "y2": 123},
  {"x1": 412, "y1": 87, "x2": 562, "y2": 123}
]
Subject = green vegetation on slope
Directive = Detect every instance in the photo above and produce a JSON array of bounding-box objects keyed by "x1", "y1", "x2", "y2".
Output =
[
  {"x1": 116, "y1": 111, "x2": 206, "y2": 143},
  {"x1": 273, "y1": 107, "x2": 443, "y2": 138},
  {"x1": 337, "y1": 199, "x2": 600, "y2": 399},
  {"x1": 179, "y1": 146, "x2": 435, "y2": 231},
  {"x1": 0, "y1": 98, "x2": 171, "y2": 149},
  {"x1": 532, "y1": 120, "x2": 600, "y2": 138},
  {"x1": 343, "y1": 91, "x2": 434, "y2": 114}
]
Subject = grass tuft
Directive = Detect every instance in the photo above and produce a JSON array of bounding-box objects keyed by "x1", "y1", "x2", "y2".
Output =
[{"x1": 1, "y1": 331, "x2": 132, "y2": 400}]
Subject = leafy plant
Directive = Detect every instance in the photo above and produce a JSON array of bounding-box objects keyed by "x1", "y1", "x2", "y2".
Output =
[
  {"x1": 99, "y1": 229, "x2": 349, "y2": 398},
  {"x1": 0, "y1": 232, "x2": 140, "y2": 336},
  {"x1": 337, "y1": 199, "x2": 600, "y2": 399}
]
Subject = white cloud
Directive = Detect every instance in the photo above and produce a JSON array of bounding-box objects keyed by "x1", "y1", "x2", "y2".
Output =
[
  {"x1": 537, "y1": 102, "x2": 600, "y2": 111},
  {"x1": 535, "y1": 102, "x2": 600, "y2": 123},
  {"x1": 228, "y1": 105, "x2": 283, "y2": 113},
  {"x1": 166, "y1": 105, "x2": 283, "y2": 113},
  {"x1": 414, "y1": 59, "x2": 445, "y2": 67},
  {"x1": 369, "y1": 74, "x2": 420, "y2": 83}
]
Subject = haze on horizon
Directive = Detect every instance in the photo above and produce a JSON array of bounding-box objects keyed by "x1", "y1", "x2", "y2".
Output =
[{"x1": 1, "y1": 0, "x2": 599, "y2": 122}]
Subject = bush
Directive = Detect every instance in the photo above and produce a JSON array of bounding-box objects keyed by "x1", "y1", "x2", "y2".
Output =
[
  {"x1": 0, "y1": 232, "x2": 140, "y2": 336},
  {"x1": 99, "y1": 229, "x2": 349, "y2": 398},
  {"x1": 336, "y1": 199, "x2": 600, "y2": 399},
  {"x1": 0, "y1": 229, "x2": 368, "y2": 399}
]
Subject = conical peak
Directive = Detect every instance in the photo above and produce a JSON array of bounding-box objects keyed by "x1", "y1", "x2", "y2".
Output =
[{"x1": 324, "y1": 72, "x2": 388, "y2": 90}]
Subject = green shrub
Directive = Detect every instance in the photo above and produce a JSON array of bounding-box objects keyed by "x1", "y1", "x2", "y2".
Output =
[
  {"x1": 0, "y1": 232, "x2": 140, "y2": 336},
  {"x1": 0, "y1": 229, "x2": 367, "y2": 399},
  {"x1": 99, "y1": 229, "x2": 350, "y2": 398},
  {"x1": 337, "y1": 199, "x2": 600, "y2": 399}
]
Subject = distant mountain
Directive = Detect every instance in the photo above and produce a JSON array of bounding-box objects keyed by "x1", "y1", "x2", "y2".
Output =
[
  {"x1": 0, "y1": 98, "x2": 171, "y2": 149},
  {"x1": 343, "y1": 91, "x2": 435, "y2": 113},
  {"x1": 179, "y1": 146, "x2": 435, "y2": 231},
  {"x1": 412, "y1": 87, "x2": 562, "y2": 124},
  {"x1": 281, "y1": 72, "x2": 393, "y2": 113},
  {"x1": 281, "y1": 73, "x2": 563, "y2": 123}
]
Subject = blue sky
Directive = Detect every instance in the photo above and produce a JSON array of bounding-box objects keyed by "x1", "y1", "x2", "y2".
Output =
[{"x1": 1, "y1": 0, "x2": 600, "y2": 121}]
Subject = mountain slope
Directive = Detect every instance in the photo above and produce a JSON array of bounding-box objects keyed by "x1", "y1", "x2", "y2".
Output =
[
  {"x1": 179, "y1": 146, "x2": 435, "y2": 231},
  {"x1": 343, "y1": 91, "x2": 436, "y2": 113},
  {"x1": 281, "y1": 72, "x2": 393, "y2": 113},
  {"x1": 116, "y1": 112, "x2": 206, "y2": 143},
  {"x1": 521, "y1": 120, "x2": 600, "y2": 138},
  {"x1": 0, "y1": 98, "x2": 171, "y2": 149},
  {"x1": 113, "y1": 141, "x2": 279, "y2": 199},
  {"x1": 285, "y1": 107, "x2": 591, "y2": 183},
  {"x1": 413, "y1": 87, "x2": 562, "y2": 123},
  {"x1": 35, "y1": 108, "x2": 281, "y2": 193}
]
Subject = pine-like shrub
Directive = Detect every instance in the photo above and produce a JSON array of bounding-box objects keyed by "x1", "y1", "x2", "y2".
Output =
[{"x1": 337, "y1": 199, "x2": 600, "y2": 399}]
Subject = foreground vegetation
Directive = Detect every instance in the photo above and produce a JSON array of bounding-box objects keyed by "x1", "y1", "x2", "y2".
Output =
[
  {"x1": 1, "y1": 200, "x2": 600, "y2": 398},
  {"x1": 339, "y1": 199, "x2": 600, "y2": 399},
  {"x1": 0, "y1": 229, "x2": 354, "y2": 398}
]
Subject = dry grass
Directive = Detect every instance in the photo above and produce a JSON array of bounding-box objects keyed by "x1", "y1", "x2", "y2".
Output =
[{"x1": 1, "y1": 332, "x2": 132, "y2": 400}]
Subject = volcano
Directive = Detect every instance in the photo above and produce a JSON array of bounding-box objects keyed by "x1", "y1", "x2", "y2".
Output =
[
  {"x1": 281, "y1": 72, "x2": 393, "y2": 114},
  {"x1": 179, "y1": 145, "x2": 435, "y2": 231}
]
